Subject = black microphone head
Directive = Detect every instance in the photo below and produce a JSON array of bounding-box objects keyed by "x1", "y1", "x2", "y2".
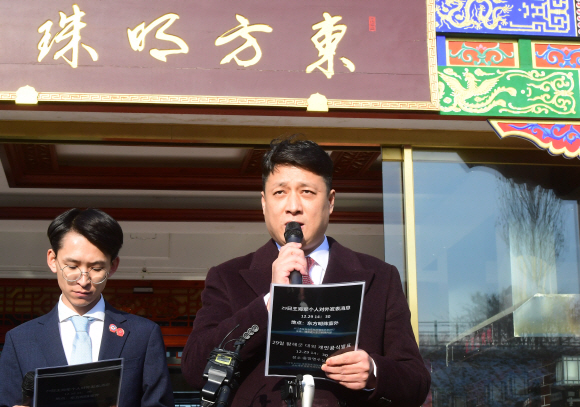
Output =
[
  {"x1": 284, "y1": 222, "x2": 303, "y2": 244},
  {"x1": 22, "y1": 371, "x2": 35, "y2": 393},
  {"x1": 22, "y1": 371, "x2": 35, "y2": 406}
]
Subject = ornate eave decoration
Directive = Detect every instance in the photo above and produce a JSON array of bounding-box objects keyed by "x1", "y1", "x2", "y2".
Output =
[{"x1": 489, "y1": 119, "x2": 580, "y2": 159}]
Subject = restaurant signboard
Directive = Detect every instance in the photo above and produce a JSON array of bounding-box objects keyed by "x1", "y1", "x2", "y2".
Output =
[{"x1": 0, "y1": 1, "x2": 438, "y2": 111}]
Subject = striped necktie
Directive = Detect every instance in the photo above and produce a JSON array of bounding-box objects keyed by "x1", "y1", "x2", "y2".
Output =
[
  {"x1": 303, "y1": 257, "x2": 315, "y2": 285},
  {"x1": 70, "y1": 315, "x2": 93, "y2": 365}
]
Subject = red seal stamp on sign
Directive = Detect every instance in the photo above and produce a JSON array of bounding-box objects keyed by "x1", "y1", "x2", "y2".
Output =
[
  {"x1": 109, "y1": 324, "x2": 117, "y2": 332},
  {"x1": 369, "y1": 16, "x2": 376, "y2": 32},
  {"x1": 116, "y1": 328, "x2": 125, "y2": 337}
]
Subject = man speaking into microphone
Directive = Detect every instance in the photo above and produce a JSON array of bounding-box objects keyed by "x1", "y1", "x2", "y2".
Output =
[{"x1": 182, "y1": 137, "x2": 430, "y2": 407}]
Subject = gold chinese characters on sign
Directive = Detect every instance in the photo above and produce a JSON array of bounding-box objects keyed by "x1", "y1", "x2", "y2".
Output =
[
  {"x1": 307, "y1": 13, "x2": 355, "y2": 79},
  {"x1": 127, "y1": 14, "x2": 189, "y2": 62},
  {"x1": 37, "y1": 4, "x2": 98, "y2": 68},
  {"x1": 215, "y1": 14, "x2": 273, "y2": 67},
  {"x1": 36, "y1": 6, "x2": 353, "y2": 80}
]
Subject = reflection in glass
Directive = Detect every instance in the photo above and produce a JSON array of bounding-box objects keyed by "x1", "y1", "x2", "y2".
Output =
[
  {"x1": 414, "y1": 152, "x2": 580, "y2": 407},
  {"x1": 498, "y1": 179, "x2": 564, "y2": 307}
]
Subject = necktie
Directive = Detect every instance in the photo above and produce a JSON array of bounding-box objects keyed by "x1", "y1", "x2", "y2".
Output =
[
  {"x1": 303, "y1": 257, "x2": 315, "y2": 285},
  {"x1": 70, "y1": 315, "x2": 92, "y2": 365}
]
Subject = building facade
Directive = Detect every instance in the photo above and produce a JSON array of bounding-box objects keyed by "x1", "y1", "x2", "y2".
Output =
[{"x1": 0, "y1": 1, "x2": 580, "y2": 406}]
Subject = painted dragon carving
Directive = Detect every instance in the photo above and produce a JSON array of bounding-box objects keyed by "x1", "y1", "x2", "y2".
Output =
[
  {"x1": 439, "y1": 68, "x2": 576, "y2": 116},
  {"x1": 436, "y1": 0, "x2": 513, "y2": 30},
  {"x1": 438, "y1": 68, "x2": 516, "y2": 113}
]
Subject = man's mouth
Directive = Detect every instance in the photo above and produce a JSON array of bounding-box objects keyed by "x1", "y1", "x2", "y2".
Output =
[{"x1": 285, "y1": 222, "x2": 304, "y2": 227}]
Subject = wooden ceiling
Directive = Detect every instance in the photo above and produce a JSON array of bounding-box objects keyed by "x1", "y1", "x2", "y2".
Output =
[
  {"x1": 0, "y1": 144, "x2": 385, "y2": 223},
  {"x1": 2, "y1": 144, "x2": 381, "y2": 192}
]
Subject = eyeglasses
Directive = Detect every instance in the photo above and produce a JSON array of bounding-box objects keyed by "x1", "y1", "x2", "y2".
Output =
[{"x1": 56, "y1": 259, "x2": 109, "y2": 284}]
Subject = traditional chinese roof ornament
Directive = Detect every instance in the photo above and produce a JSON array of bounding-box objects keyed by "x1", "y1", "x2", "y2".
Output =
[
  {"x1": 489, "y1": 119, "x2": 580, "y2": 159},
  {"x1": 307, "y1": 93, "x2": 328, "y2": 112},
  {"x1": 15, "y1": 86, "x2": 38, "y2": 105}
]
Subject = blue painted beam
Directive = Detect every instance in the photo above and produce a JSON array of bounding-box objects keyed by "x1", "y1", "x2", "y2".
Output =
[
  {"x1": 436, "y1": 0, "x2": 579, "y2": 37},
  {"x1": 437, "y1": 35, "x2": 447, "y2": 66}
]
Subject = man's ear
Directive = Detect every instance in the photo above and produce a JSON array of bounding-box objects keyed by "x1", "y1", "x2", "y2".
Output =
[
  {"x1": 261, "y1": 191, "x2": 266, "y2": 215},
  {"x1": 47, "y1": 249, "x2": 58, "y2": 274},
  {"x1": 328, "y1": 189, "x2": 336, "y2": 215},
  {"x1": 109, "y1": 257, "x2": 120, "y2": 278}
]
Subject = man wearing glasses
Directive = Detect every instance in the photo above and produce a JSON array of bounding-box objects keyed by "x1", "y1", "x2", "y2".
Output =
[{"x1": 0, "y1": 208, "x2": 173, "y2": 407}]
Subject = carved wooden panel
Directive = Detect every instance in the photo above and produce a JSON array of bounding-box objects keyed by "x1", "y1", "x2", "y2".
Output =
[
  {"x1": 240, "y1": 149, "x2": 266, "y2": 176},
  {"x1": 19, "y1": 144, "x2": 58, "y2": 171},
  {"x1": 331, "y1": 151, "x2": 381, "y2": 178}
]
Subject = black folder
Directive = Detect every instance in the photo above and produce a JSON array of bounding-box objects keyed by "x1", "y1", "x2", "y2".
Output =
[{"x1": 34, "y1": 359, "x2": 123, "y2": 407}]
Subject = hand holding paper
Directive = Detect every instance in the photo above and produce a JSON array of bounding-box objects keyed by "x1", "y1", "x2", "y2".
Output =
[
  {"x1": 321, "y1": 350, "x2": 376, "y2": 390},
  {"x1": 266, "y1": 282, "x2": 365, "y2": 378}
]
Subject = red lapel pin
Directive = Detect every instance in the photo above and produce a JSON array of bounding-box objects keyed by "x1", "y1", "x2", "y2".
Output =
[
  {"x1": 116, "y1": 328, "x2": 125, "y2": 337},
  {"x1": 109, "y1": 324, "x2": 117, "y2": 333}
]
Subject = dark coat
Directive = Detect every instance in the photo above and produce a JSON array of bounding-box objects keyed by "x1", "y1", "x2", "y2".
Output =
[
  {"x1": 182, "y1": 238, "x2": 430, "y2": 407},
  {"x1": 0, "y1": 301, "x2": 174, "y2": 407}
]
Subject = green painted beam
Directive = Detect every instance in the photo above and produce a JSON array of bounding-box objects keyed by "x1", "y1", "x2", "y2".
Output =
[{"x1": 438, "y1": 66, "x2": 579, "y2": 118}]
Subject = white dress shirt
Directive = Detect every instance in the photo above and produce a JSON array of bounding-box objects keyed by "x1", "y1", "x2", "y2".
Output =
[{"x1": 58, "y1": 295, "x2": 105, "y2": 364}]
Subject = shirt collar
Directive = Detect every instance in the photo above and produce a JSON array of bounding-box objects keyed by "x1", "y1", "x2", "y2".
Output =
[
  {"x1": 275, "y1": 235, "x2": 329, "y2": 270},
  {"x1": 58, "y1": 294, "x2": 106, "y2": 322}
]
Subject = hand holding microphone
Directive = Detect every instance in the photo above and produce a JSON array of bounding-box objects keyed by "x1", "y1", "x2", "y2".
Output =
[{"x1": 271, "y1": 222, "x2": 306, "y2": 285}]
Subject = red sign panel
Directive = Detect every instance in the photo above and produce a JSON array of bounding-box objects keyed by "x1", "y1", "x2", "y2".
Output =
[
  {"x1": 0, "y1": 1, "x2": 437, "y2": 111},
  {"x1": 533, "y1": 42, "x2": 580, "y2": 69},
  {"x1": 447, "y1": 40, "x2": 518, "y2": 67}
]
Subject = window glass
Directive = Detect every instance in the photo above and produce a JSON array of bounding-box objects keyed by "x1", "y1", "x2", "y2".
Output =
[
  {"x1": 382, "y1": 160, "x2": 406, "y2": 290},
  {"x1": 414, "y1": 151, "x2": 580, "y2": 407}
]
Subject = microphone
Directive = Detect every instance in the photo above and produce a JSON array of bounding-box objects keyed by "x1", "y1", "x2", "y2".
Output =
[
  {"x1": 215, "y1": 386, "x2": 231, "y2": 406},
  {"x1": 21, "y1": 371, "x2": 35, "y2": 407},
  {"x1": 284, "y1": 222, "x2": 303, "y2": 285},
  {"x1": 301, "y1": 375, "x2": 315, "y2": 407}
]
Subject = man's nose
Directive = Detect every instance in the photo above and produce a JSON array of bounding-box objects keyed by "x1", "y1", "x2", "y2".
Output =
[
  {"x1": 77, "y1": 272, "x2": 92, "y2": 286},
  {"x1": 285, "y1": 191, "x2": 302, "y2": 214}
]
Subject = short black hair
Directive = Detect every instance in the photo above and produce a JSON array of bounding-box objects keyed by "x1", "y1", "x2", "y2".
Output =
[
  {"x1": 47, "y1": 208, "x2": 124, "y2": 261},
  {"x1": 262, "y1": 136, "x2": 333, "y2": 192}
]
